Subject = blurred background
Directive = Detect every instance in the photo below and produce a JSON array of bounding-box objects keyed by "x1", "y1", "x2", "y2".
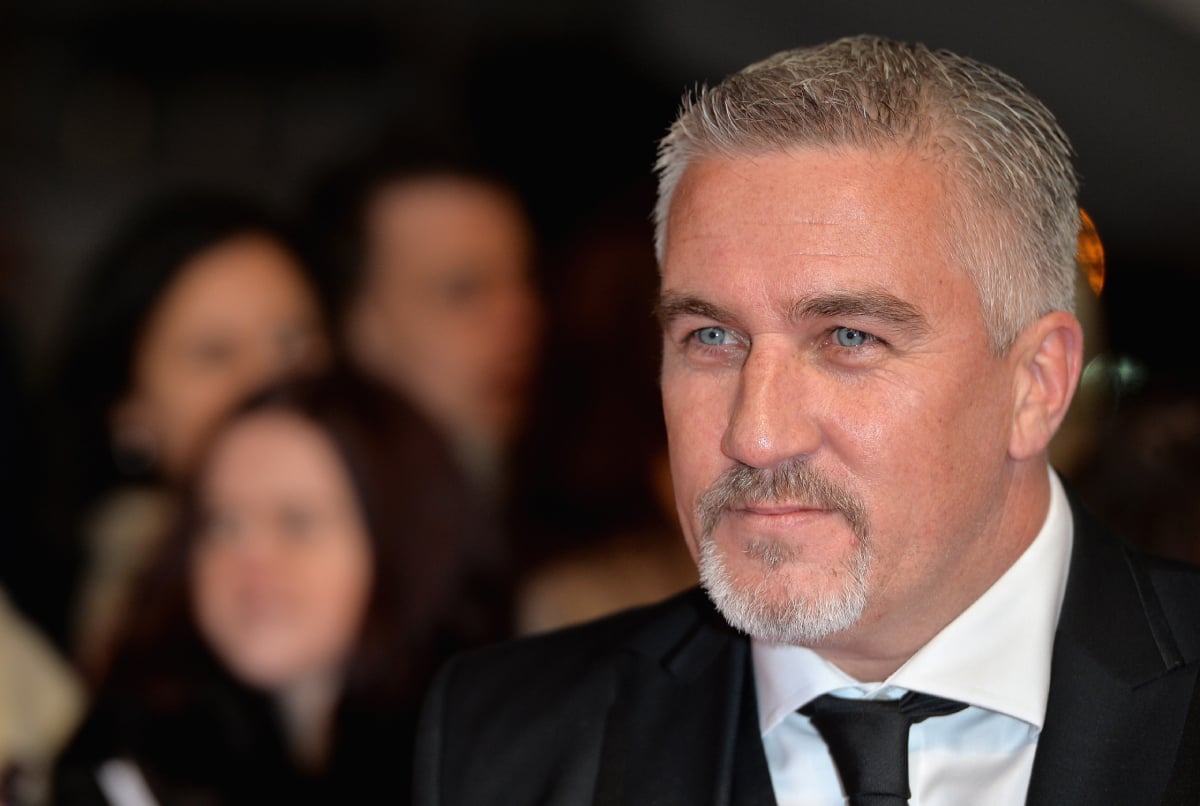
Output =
[
  {"x1": 1, "y1": 2, "x2": 1198, "y2": 801},
  {"x1": 2, "y1": 0, "x2": 1198, "y2": 375}
]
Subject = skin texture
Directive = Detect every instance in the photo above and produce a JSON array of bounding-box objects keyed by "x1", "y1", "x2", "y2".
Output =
[
  {"x1": 658, "y1": 148, "x2": 1082, "y2": 680},
  {"x1": 113, "y1": 234, "x2": 328, "y2": 477},
  {"x1": 190, "y1": 412, "x2": 373, "y2": 695},
  {"x1": 347, "y1": 177, "x2": 541, "y2": 456}
]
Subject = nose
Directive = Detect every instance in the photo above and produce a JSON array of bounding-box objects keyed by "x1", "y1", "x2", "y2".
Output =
[
  {"x1": 224, "y1": 527, "x2": 285, "y2": 585},
  {"x1": 721, "y1": 340, "x2": 822, "y2": 469}
]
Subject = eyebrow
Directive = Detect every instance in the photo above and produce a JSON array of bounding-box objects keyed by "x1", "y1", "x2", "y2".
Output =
[
  {"x1": 656, "y1": 289, "x2": 929, "y2": 336},
  {"x1": 654, "y1": 293, "x2": 735, "y2": 329},
  {"x1": 790, "y1": 291, "x2": 930, "y2": 336}
]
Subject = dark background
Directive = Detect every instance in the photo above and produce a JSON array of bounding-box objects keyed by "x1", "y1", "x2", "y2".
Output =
[{"x1": 2, "y1": 0, "x2": 1198, "y2": 380}]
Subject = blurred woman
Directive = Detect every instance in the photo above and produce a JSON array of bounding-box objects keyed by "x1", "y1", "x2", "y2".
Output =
[
  {"x1": 52, "y1": 371, "x2": 501, "y2": 805},
  {"x1": 39, "y1": 192, "x2": 328, "y2": 679}
]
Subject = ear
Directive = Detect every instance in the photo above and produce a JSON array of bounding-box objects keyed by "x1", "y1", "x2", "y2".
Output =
[{"x1": 1008, "y1": 311, "x2": 1085, "y2": 461}]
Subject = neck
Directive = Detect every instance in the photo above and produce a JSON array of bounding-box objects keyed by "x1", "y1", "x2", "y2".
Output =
[
  {"x1": 276, "y1": 671, "x2": 342, "y2": 771},
  {"x1": 452, "y1": 430, "x2": 506, "y2": 495}
]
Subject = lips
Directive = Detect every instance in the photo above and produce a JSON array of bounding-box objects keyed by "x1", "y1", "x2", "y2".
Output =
[
  {"x1": 734, "y1": 502, "x2": 831, "y2": 517},
  {"x1": 695, "y1": 459, "x2": 870, "y2": 544},
  {"x1": 722, "y1": 503, "x2": 848, "y2": 544},
  {"x1": 727, "y1": 504, "x2": 839, "y2": 534}
]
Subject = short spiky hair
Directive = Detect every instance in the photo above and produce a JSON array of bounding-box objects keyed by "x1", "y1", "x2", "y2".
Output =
[{"x1": 654, "y1": 35, "x2": 1079, "y2": 353}]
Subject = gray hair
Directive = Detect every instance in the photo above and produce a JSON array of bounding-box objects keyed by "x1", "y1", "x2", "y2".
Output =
[{"x1": 654, "y1": 35, "x2": 1079, "y2": 353}]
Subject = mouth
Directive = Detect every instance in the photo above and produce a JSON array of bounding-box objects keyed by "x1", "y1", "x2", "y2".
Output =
[
  {"x1": 723, "y1": 504, "x2": 841, "y2": 539},
  {"x1": 695, "y1": 459, "x2": 870, "y2": 545},
  {"x1": 734, "y1": 502, "x2": 832, "y2": 517}
]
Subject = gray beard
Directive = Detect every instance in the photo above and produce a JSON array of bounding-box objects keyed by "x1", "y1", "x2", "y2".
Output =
[{"x1": 694, "y1": 459, "x2": 872, "y2": 645}]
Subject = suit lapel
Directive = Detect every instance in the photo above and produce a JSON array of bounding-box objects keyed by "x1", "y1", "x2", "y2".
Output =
[
  {"x1": 591, "y1": 591, "x2": 776, "y2": 806},
  {"x1": 585, "y1": 501, "x2": 1200, "y2": 805},
  {"x1": 1027, "y1": 499, "x2": 1199, "y2": 805}
]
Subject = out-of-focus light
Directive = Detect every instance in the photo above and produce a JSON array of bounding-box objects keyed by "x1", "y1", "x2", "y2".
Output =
[
  {"x1": 1077, "y1": 208, "x2": 1105, "y2": 296},
  {"x1": 1081, "y1": 353, "x2": 1148, "y2": 393},
  {"x1": 1114, "y1": 356, "x2": 1148, "y2": 388}
]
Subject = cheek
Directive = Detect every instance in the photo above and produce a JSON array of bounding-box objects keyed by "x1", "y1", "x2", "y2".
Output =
[
  {"x1": 391, "y1": 310, "x2": 467, "y2": 377},
  {"x1": 848, "y1": 367, "x2": 1013, "y2": 534},
  {"x1": 924, "y1": 361, "x2": 1013, "y2": 457},
  {"x1": 190, "y1": 550, "x2": 232, "y2": 634},
  {"x1": 302, "y1": 538, "x2": 373, "y2": 640},
  {"x1": 174, "y1": 383, "x2": 233, "y2": 432},
  {"x1": 147, "y1": 370, "x2": 247, "y2": 472},
  {"x1": 842, "y1": 361, "x2": 1000, "y2": 463},
  {"x1": 662, "y1": 373, "x2": 732, "y2": 542}
]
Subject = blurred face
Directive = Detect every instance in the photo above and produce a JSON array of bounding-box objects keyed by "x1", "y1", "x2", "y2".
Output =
[
  {"x1": 191, "y1": 412, "x2": 373, "y2": 692},
  {"x1": 116, "y1": 233, "x2": 328, "y2": 477},
  {"x1": 348, "y1": 176, "x2": 541, "y2": 453},
  {"x1": 659, "y1": 149, "x2": 1026, "y2": 659}
]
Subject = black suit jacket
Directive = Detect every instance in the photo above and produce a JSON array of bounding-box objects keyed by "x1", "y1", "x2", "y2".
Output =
[{"x1": 415, "y1": 501, "x2": 1200, "y2": 805}]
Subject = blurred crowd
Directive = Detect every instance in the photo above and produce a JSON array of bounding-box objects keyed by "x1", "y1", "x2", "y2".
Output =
[
  {"x1": 0, "y1": 124, "x2": 1195, "y2": 806},
  {"x1": 0, "y1": 128, "x2": 697, "y2": 806}
]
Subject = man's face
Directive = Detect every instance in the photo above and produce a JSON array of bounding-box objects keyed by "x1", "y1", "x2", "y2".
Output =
[
  {"x1": 659, "y1": 148, "x2": 1025, "y2": 659},
  {"x1": 348, "y1": 176, "x2": 541, "y2": 455}
]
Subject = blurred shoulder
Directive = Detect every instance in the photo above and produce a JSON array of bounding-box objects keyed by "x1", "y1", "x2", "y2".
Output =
[
  {"x1": 437, "y1": 586, "x2": 712, "y2": 694},
  {"x1": 415, "y1": 587, "x2": 730, "y2": 804}
]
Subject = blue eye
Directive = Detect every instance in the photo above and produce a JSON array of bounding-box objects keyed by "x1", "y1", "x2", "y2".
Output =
[
  {"x1": 696, "y1": 326, "x2": 728, "y2": 346},
  {"x1": 833, "y1": 327, "x2": 871, "y2": 347}
]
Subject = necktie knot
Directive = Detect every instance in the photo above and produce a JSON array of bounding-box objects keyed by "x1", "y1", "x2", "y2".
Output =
[{"x1": 800, "y1": 691, "x2": 966, "y2": 805}]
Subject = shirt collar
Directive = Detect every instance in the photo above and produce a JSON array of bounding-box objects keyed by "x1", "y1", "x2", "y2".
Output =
[{"x1": 753, "y1": 469, "x2": 1074, "y2": 733}]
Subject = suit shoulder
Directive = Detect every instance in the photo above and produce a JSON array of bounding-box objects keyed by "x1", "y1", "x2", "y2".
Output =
[
  {"x1": 414, "y1": 588, "x2": 723, "y2": 804},
  {"x1": 440, "y1": 587, "x2": 711, "y2": 694},
  {"x1": 1139, "y1": 552, "x2": 1200, "y2": 658}
]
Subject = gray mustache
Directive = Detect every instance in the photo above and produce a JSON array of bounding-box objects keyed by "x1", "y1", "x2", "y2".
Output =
[{"x1": 696, "y1": 460, "x2": 869, "y2": 541}]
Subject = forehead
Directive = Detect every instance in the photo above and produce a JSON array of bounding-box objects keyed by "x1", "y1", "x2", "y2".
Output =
[
  {"x1": 661, "y1": 148, "x2": 968, "y2": 313},
  {"x1": 368, "y1": 177, "x2": 527, "y2": 243},
  {"x1": 206, "y1": 412, "x2": 340, "y2": 486},
  {"x1": 167, "y1": 235, "x2": 301, "y2": 300},
  {"x1": 365, "y1": 176, "x2": 532, "y2": 281},
  {"x1": 148, "y1": 235, "x2": 312, "y2": 334}
]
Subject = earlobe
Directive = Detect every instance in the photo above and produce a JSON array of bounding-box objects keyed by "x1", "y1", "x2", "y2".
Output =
[{"x1": 1008, "y1": 311, "x2": 1085, "y2": 461}]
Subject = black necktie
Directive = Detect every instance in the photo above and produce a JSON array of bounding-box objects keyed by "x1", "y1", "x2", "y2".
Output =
[{"x1": 800, "y1": 691, "x2": 967, "y2": 805}]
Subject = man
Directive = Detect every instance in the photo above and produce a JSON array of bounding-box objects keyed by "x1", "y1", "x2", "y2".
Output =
[
  {"x1": 414, "y1": 36, "x2": 1200, "y2": 805},
  {"x1": 305, "y1": 145, "x2": 542, "y2": 491}
]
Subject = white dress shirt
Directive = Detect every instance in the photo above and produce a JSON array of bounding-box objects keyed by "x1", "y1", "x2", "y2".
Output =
[{"x1": 755, "y1": 470, "x2": 1074, "y2": 805}]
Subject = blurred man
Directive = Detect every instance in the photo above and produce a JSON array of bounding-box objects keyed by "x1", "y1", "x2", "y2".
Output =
[
  {"x1": 414, "y1": 36, "x2": 1200, "y2": 805},
  {"x1": 308, "y1": 146, "x2": 542, "y2": 491}
]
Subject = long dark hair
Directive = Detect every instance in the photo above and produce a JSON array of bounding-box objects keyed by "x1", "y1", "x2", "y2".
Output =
[
  {"x1": 124, "y1": 367, "x2": 500, "y2": 696},
  {"x1": 212, "y1": 369, "x2": 502, "y2": 701},
  {"x1": 45, "y1": 192, "x2": 311, "y2": 510},
  {"x1": 35, "y1": 191, "x2": 317, "y2": 644},
  {"x1": 59, "y1": 369, "x2": 505, "y2": 801}
]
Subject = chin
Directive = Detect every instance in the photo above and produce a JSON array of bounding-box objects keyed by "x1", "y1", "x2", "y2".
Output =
[
  {"x1": 213, "y1": 640, "x2": 303, "y2": 691},
  {"x1": 698, "y1": 535, "x2": 871, "y2": 646},
  {"x1": 222, "y1": 659, "x2": 289, "y2": 691}
]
